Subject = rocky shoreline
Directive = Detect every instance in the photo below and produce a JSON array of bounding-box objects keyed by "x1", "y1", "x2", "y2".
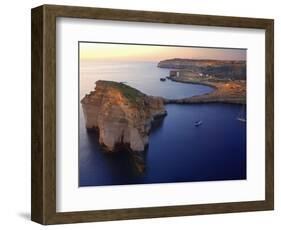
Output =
[
  {"x1": 158, "y1": 58, "x2": 246, "y2": 105},
  {"x1": 158, "y1": 58, "x2": 246, "y2": 80},
  {"x1": 164, "y1": 76, "x2": 246, "y2": 105}
]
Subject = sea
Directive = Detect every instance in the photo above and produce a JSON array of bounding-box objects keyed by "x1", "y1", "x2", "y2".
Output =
[{"x1": 79, "y1": 60, "x2": 246, "y2": 186}]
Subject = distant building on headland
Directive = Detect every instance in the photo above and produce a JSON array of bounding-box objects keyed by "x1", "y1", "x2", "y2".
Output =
[{"x1": 169, "y1": 70, "x2": 180, "y2": 77}]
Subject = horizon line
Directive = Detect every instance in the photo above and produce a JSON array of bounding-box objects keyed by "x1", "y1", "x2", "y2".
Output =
[
  {"x1": 78, "y1": 41, "x2": 248, "y2": 51},
  {"x1": 80, "y1": 57, "x2": 247, "y2": 62}
]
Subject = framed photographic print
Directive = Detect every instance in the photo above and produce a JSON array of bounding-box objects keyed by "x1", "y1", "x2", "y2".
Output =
[{"x1": 31, "y1": 4, "x2": 274, "y2": 225}]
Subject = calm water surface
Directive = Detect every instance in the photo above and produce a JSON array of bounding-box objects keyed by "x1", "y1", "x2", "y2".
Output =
[
  {"x1": 79, "y1": 61, "x2": 213, "y2": 99},
  {"x1": 79, "y1": 61, "x2": 246, "y2": 186}
]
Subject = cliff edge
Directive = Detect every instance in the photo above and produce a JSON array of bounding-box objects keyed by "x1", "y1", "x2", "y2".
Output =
[{"x1": 81, "y1": 81, "x2": 167, "y2": 153}]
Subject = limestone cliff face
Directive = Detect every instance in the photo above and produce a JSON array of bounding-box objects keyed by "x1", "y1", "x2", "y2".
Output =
[{"x1": 81, "y1": 81, "x2": 167, "y2": 152}]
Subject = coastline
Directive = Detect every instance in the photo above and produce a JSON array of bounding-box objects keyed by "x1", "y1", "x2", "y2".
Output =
[
  {"x1": 163, "y1": 76, "x2": 246, "y2": 105},
  {"x1": 157, "y1": 58, "x2": 246, "y2": 105}
]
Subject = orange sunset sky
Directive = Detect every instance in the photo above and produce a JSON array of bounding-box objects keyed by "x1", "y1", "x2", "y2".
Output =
[{"x1": 80, "y1": 42, "x2": 246, "y2": 62}]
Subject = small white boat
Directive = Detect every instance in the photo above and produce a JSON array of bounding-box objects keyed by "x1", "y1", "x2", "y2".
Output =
[
  {"x1": 237, "y1": 117, "x2": 246, "y2": 122},
  {"x1": 194, "y1": 120, "x2": 203, "y2": 126},
  {"x1": 237, "y1": 105, "x2": 246, "y2": 123}
]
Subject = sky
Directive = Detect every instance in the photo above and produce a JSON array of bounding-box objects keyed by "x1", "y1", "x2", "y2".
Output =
[{"x1": 80, "y1": 42, "x2": 246, "y2": 62}]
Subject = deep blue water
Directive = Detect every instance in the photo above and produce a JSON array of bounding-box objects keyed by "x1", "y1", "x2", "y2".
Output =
[{"x1": 79, "y1": 61, "x2": 246, "y2": 187}]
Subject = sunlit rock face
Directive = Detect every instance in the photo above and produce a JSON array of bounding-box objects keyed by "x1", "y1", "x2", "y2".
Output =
[{"x1": 81, "y1": 80, "x2": 167, "y2": 153}]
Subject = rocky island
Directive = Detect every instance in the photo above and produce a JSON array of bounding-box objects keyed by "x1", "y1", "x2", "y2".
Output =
[
  {"x1": 158, "y1": 58, "x2": 246, "y2": 104},
  {"x1": 81, "y1": 80, "x2": 167, "y2": 154}
]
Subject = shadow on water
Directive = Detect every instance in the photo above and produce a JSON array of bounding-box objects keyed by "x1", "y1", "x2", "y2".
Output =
[
  {"x1": 150, "y1": 115, "x2": 166, "y2": 134},
  {"x1": 85, "y1": 129, "x2": 136, "y2": 174},
  {"x1": 83, "y1": 117, "x2": 166, "y2": 182}
]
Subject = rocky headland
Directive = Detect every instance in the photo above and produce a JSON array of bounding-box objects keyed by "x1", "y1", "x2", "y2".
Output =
[
  {"x1": 158, "y1": 58, "x2": 246, "y2": 104},
  {"x1": 164, "y1": 78, "x2": 246, "y2": 104},
  {"x1": 158, "y1": 58, "x2": 246, "y2": 80},
  {"x1": 81, "y1": 81, "x2": 167, "y2": 155}
]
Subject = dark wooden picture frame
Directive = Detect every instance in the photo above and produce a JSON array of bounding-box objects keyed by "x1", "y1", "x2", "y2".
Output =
[{"x1": 31, "y1": 4, "x2": 274, "y2": 225}]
